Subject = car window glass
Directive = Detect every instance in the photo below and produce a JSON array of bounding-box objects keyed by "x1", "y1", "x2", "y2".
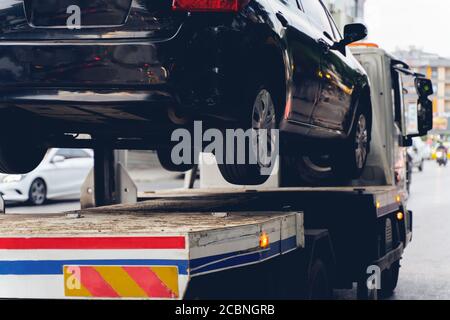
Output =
[
  {"x1": 278, "y1": 0, "x2": 300, "y2": 10},
  {"x1": 300, "y1": 0, "x2": 334, "y2": 37},
  {"x1": 69, "y1": 149, "x2": 91, "y2": 159},
  {"x1": 391, "y1": 71, "x2": 404, "y2": 128},
  {"x1": 327, "y1": 11, "x2": 342, "y2": 40},
  {"x1": 55, "y1": 149, "x2": 90, "y2": 159}
]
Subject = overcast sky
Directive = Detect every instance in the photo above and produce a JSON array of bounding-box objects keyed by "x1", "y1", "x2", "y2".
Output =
[{"x1": 365, "y1": 0, "x2": 450, "y2": 57}]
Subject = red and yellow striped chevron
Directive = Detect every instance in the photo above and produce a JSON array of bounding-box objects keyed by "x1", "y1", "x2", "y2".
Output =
[{"x1": 64, "y1": 266, "x2": 179, "y2": 299}]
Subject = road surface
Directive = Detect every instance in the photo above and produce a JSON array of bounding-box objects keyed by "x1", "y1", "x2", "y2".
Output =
[
  {"x1": 391, "y1": 160, "x2": 450, "y2": 299},
  {"x1": 334, "y1": 160, "x2": 450, "y2": 299}
]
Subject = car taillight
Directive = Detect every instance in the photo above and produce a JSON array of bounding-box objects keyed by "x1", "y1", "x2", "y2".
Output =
[{"x1": 172, "y1": 0, "x2": 245, "y2": 12}]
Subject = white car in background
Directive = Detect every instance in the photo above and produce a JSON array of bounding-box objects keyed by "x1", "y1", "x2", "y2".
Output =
[{"x1": 0, "y1": 149, "x2": 93, "y2": 205}]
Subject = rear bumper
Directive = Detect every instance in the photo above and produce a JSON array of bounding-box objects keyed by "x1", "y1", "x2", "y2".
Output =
[
  {"x1": 0, "y1": 41, "x2": 173, "y2": 87},
  {"x1": 0, "y1": 87, "x2": 179, "y2": 134},
  {"x1": 0, "y1": 183, "x2": 28, "y2": 203},
  {"x1": 0, "y1": 29, "x2": 241, "y2": 128}
]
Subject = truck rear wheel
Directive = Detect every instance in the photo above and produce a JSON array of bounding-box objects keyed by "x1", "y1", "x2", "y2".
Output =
[
  {"x1": 306, "y1": 258, "x2": 332, "y2": 300},
  {"x1": 357, "y1": 278, "x2": 378, "y2": 300}
]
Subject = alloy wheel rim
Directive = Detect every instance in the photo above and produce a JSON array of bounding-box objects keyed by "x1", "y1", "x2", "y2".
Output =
[
  {"x1": 251, "y1": 89, "x2": 277, "y2": 168},
  {"x1": 31, "y1": 180, "x2": 46, "y2": 205},
  {"x1": 355, "y1": 114, "x2": 368, "y2": 169}
]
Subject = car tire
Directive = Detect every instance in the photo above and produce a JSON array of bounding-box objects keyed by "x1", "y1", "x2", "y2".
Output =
[
  {"x1": 157, "y1": 147, "x2": 196, "y2": 172},
  {"x1": 28, "y1": 178, "x2": 47, "y2": 206},
  {"x1": 0, "y1": 138, "x2": 47, "y2": 174},
  {"x1": 218, "y1": 86, "x2": 279, "y2": 186},
  {"x1": 332, "y1": 103, "x2": 371, "y2": 180},
  {"x1": 282, "y1": 154, "x2": 341, "y2": 187}
]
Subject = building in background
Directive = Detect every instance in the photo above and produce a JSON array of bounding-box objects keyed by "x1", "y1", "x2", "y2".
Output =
[
  {"x1": 394, "y1": 48, "x2": 450, "y2": 135},
  {"x1": 323, "y1": 0, "x2": 366, "y2": 30}
]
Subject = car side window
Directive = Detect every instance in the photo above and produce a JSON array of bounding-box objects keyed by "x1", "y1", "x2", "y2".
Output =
[
  {"x1": 278, "y1": 0, "x2": 301, "y2": 10},
  {"x1": 56, "y1": 149, "x2": 91, "y2": 159},
  {"x1": 391, "y1": 70, "x2": 404, "y2": 128},
  {"x1": 326, "y1": 10, "x2": 342, "y2": 41},
  {"x1": 300, "y1": 0, "x2": 334, "y2": 37}
]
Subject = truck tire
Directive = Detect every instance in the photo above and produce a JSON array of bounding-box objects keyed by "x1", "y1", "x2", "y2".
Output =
[
  {"x1": 218, "y1": 86, "x2": 279, "y2": 185},
  {"x1": 306, "y1": 258, "x2": 332, "y2": 300},
  {"x1": 0, "y1": 138, "x2": 47, "y2": 174},
  {"x1": 357, "y1": 278, "x2": 378, "y2": 300},
  {"x1": 379, "y1": 261, "x2": 400, "y2": 299},
  {"x1": 332, "y1": 103, "x2": 371, "y2": 180}
]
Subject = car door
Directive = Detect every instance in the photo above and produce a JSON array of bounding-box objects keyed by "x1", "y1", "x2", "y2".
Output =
[
  {"x1": 269, "y1": 0, "x2": 322, "y2": 126},
  {"x1": 46, "y1": 149, "x2": 93, "y2": 198},
  {"x1": 304, "y1": 0, "x2": 357, "y2": 131}
]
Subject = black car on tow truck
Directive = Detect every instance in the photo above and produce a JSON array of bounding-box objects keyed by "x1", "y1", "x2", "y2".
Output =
[{"x1": 0, "y1": 0, "x2": 370, "y2": 185}]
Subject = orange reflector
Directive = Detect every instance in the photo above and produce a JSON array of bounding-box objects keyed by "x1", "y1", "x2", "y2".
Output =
[
  {"x1": 376, "y1": 201, "x2": 381, "y2": 209},
  {"x1": 259, "y1": 233, "x2": 269, "y2": 249},
  {"x1": 396, "y1": 212, "x2": 404, "y2": 221},
  {"x1": 396, "y1": 195, "x2": 402, "y2": 203},
  {"x1": 349, "y1": 42, "x2": 379, "y2": 48}
]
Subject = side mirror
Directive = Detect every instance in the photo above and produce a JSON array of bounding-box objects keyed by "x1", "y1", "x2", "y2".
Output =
[
  {"x1": 417, "y1": 98, "x2": 433, "y2": 136},
  {"x1": 52, "y1": 155, "x2": 66, "y2": 163},
  {"x1": 343, "y1": 23, "x2": 368, "y2": 46},
  {"x1": 415, "y1": 77, "x2": 433, "y2": 135},
  {"x1": 415, "y1": 77, "x2": 434, "y2": 98}
]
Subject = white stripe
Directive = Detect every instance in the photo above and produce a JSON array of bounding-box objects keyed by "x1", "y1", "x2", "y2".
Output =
[
  {"x1": 0, "y1": 275, "x2": 189, "y2": 300},
  {"x1": 0, "y1": 249, "x2": 188, "y2": 261}
]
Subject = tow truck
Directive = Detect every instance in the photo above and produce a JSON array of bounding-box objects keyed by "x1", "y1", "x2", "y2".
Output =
[{"x1": 0, "y1": 44, "x2": 433, "y2": 300}]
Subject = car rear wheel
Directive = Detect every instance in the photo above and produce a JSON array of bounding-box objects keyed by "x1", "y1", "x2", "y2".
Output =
[
  {"x1": 282, "y1": 154, "x2": 341, "y2": 187},
  {"x1": 0, "y1": 138, "x2": 47, "y2": 174},
  {"x1": 332, "y1": 105, "x2": 370, "y2": 180},
  {"x1": 157, "y1": 147, "x2": 196, "y2": 172},
  {"x1": 218, "y1": 87, "x2": 279, "y2": 185},
  {"x1": 28, "y1": 178, "x2": 47, "y2": 206}
]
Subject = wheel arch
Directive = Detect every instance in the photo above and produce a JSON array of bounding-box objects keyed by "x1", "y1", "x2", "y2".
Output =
[
  {"x1": 239, "y1": 24, "x2": 291, "y2": 121},
  {"x1": 348, "y1": 84, "x2": 373, "y2": 138}
]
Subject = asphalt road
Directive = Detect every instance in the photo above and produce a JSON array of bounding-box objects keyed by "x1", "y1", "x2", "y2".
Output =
[
  {"x1": 4, "y1": 161, "x2": 449, "y2": 299},
  {"x1": 390, "y1": 160, "x2": 450, "y2": 300}
]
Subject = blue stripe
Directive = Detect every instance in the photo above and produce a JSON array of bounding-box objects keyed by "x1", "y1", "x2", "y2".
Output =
[
  {"x1": 281, "y1": 236, "x2": 297, "y2": 253},
  {"x1": 190, "y1": 236, "x2": 297, "y2": 275},
  {"x1": 0, "y1": 260, "x2": 189, "y2": 275}
]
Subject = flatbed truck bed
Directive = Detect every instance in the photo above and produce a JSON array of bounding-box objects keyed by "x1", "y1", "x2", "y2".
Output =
[{"x1": 0, "y1": 186, "x2": 411, "y2": 300}]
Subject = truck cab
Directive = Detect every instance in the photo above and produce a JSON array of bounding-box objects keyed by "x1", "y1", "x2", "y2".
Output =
[{"x1": 350, "y1": 44, "x2": 433, "y2": 199}]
